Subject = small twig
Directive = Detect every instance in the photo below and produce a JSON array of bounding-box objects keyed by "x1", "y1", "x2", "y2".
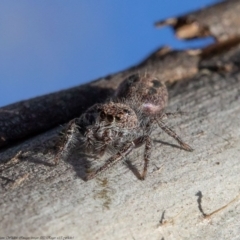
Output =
[
  {"x1": 10, "y1": 173, "x2": 30, "y2": 189},
  {"x1": 196, "y1": 191, "x2": 240, "y2": 219},
  {"x1": 205, "y1": 194, "x2": 240, "y2": 219},
  {"x1": 0, "y1": 151, "x2": 23, "y2": 172}
]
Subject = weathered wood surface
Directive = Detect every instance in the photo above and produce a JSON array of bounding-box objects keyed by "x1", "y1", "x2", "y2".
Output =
[
  {"x1": 1, "y1": 43, "x2": 240, "y2": 239},
  {"x1": 1, "y1": 1, "x2": 240, "y2": 239}
]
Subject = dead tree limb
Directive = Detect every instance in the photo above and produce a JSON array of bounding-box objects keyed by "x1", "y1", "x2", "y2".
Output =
[{"x1": 0, "y1": 1, "x2": 240, "y2": 238}]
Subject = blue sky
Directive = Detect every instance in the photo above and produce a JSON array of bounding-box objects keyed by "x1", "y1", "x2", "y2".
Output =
[{"x1": 0, "y1": 0, "x2": 218, "y2": 107}]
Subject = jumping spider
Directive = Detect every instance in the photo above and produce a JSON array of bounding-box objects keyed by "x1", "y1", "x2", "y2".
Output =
[{"x1": 54, "y1": 73, "x2": 193, "y2": 180}]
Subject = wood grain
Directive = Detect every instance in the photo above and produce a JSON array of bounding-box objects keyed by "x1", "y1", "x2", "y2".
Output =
[{"x1": 0, "y1": 43, "x2": 240, "y2": 239}]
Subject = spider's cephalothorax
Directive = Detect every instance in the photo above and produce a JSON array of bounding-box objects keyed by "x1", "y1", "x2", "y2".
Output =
[
  {"x1": 78, "y1": 102, "x2": 141, "y2": 155},
  {"x1": 55, "y1": 73, "x2": 193, "y2": 180}
]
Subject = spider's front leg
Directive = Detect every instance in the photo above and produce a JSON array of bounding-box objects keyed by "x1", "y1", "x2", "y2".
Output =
[
  {"x1": 86, "y1": 142, "x2": 135, "y2": 180},
  {"x1": 86, "y1": 136, "x2": 151, "y2": 180},
  {"x1": 54, "y1": 118, "x2": 80, "y2": 165}
]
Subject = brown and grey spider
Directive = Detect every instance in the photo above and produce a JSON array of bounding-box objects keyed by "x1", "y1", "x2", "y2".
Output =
[{"x1": 54, "y1": 73, "x2": 193, "y2": 180}]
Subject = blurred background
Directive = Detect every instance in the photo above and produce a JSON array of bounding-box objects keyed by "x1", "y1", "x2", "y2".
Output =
[{"x1": 0, "y1": 0, "x2": 218, "y2": 107}]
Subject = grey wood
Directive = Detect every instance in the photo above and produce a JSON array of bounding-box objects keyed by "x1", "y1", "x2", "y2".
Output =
[{"x1": 1, "y1": 44, "x2": 240, "y2": 239}]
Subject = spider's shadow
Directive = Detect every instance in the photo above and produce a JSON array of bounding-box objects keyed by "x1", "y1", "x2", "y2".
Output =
[
  {"x1": 20, "y1": 147, "x2": 91, "y2": 181},
  {"x1": 23, "y1": 137, "x2": 184, "y2": 181},
  {"x1": 64, "y1": 147, "x2": 92, "y2": 181},
  {"x1": 66, "y1": 147, "x2": 145, "y2": 181},
  {"x1": 124, "y1": 159, "x2": 143, "y2": 180},
  {"x1": 64, "y1": 139, "x2": 184, "y2": 181},
  {"x1": 153, "y1": 139, "x2": 183, "y2": 150}
]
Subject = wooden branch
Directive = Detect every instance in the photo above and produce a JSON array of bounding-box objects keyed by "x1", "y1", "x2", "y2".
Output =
[
  {"x1": 155, "y1": 0, "x2": 240, "y2": 41},
  {"x1": 0, "y1": 48, "x2": 200, "y2": 148},
  {"x1": 1, "y1": 42, "x2": 240, "y2": 238},
  {"x1": 1, "y1": 1, "x2": 240, "y2": 238},
  {"x1": 2, "y1": 0, "x2": 240, "y2": 149}
]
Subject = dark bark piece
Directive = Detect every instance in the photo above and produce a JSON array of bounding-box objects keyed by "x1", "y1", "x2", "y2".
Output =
[
  {"x1": 0, "y1": 85, "x2": 113, "y2": 148},
  {"x1": 155, "y1": 0, "x2": 240, "y2": 41}
]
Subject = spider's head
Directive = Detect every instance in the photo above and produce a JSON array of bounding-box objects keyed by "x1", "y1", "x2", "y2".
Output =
[
  {"x1": 96, "y1": 102, "x2": 138, "y2": 129},
  {"x1": 78, "y1": 102, "x2": 139, "y2": 151},
  {"x1": 78, "y1": 102, "x2": 138, "y2": 135}
]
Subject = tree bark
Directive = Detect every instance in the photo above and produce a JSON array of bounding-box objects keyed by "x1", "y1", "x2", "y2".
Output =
[{"x1": 1, "y1": 1, "x2": 240, "y2": 239}]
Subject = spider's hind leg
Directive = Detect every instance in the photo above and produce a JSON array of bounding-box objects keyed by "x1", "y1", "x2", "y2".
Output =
[{"x1": 157, "y1": 119, "x2": 193, "y2": 152}]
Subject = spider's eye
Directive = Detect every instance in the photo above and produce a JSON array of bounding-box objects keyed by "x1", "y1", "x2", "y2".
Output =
[
  {"x1": 115, "y1": 116, "x2": 121, "y2": 121},
  {"x1": 152, "y1": 79, "x2": 162, "y2": 88},
  {"x1": 128, "y1": 74, "x2": 139, "y2": 84},
  {"x1": 100, "y1": 111, "x2": 106, "y2": 119},
  {"x1": 123, "y1": 109, "x2": 130, "y2": 114},
  {"x1": 107, "y1": 114, "x2": 114, "y2": 122}
]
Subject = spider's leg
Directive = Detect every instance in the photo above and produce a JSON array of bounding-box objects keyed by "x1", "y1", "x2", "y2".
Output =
[
  {"x1": 86, "y1": 141, "x2": 135, "y2": 180},
  {"x1": 164, "y1": 111, "x2": 188, "y2": 119},
  {"x1": 140, "y1": 136, "x2": 152, "y2": 180},
  {"x1": 54, "y1": 119, "x2": 79, "y2": 165},
  {"x1": 156, "y1": 119, "x2": 193, "y2": 152}
]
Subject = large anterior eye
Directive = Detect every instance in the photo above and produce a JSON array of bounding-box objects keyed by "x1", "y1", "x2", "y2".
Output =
[
  {"x1": 152, "y1": 79, "x2": 162, "y2": 88},
  {"x1": 115, "y1": 116, "x2": 121, "y2": 121},
  {"x1": 128, "y1": 74, "x2": 140, "y2": 84},
  {"x1": 107, "y1": 114, "x2": 114, "y2": 122}
]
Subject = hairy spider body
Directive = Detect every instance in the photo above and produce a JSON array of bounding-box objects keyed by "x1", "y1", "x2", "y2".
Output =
[
  {"x1": 115, "y1": 73, "x2": 168, "y2": 116},
  {"x1": 55, "y1": 73, "x2": 193, "y2": 180},
  {"x1": 78, "y1": 102, "x2": 141, "y2": 155}
]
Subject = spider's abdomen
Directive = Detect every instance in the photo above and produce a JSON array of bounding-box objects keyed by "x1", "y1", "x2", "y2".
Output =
[{"x1": 115, "y1": 73, "x2": 168, "y2": 115}]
